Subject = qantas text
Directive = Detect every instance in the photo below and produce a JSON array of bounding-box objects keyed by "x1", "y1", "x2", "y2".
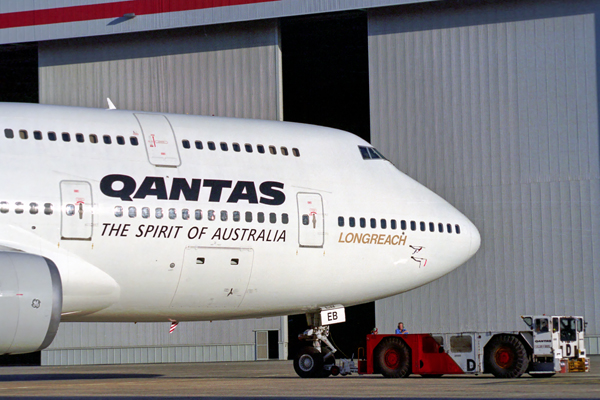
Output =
[{"x1": 100, "y1": 175, "x2": 285, "y2": 205}]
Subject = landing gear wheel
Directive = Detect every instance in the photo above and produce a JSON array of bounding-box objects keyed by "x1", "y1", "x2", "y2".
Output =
[
  {"x1": 374, "y1": 337, "x2": 411, "y2": 378},
  {"x1": 486, "y1": 335, "x2": 529, "y2": 378},
  {"x1": 294, "y1": 347, "x2": 323, "y2": 378}
]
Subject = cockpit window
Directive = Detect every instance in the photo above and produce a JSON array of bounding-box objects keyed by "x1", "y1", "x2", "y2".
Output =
[{"x1": 358, "y1": 145, "x2": 386, "y2": 160}]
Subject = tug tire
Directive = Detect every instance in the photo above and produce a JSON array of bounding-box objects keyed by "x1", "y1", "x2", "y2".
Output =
[
  {"x1": 374, "y1": 337, "x2": 411, "y2": 378},
  {"x1": 486, "y1": 335, "x2": 529, "y2": 378}
]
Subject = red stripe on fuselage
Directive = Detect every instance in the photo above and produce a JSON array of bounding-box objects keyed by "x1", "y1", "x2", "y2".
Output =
[{"x1": 0, "y1": 0, "x2": 280, "y2": 30}]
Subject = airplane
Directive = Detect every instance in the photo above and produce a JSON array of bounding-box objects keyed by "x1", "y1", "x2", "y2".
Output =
[{"x1": 0, "y1": 101, "x2": 480, "y2": 376}]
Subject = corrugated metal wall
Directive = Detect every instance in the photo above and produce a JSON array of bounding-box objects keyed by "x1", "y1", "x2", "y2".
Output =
[
  {"x1": 39, "y1": 20, "x2": 282, "y2": 120},
  {"x1": 39, "y1": 19, "x2": 286, "y2": 365},
  {"x1": 370, "y1": 0, "x2": 600, "y2": 343}
]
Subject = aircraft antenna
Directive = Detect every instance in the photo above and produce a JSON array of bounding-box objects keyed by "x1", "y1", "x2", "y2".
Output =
[{"x1": 106, "y1": 98, "x2": 117, "y2": 110}]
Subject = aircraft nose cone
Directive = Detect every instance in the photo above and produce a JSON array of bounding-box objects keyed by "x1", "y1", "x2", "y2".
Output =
[{"x1": 469, "y1": 222, "x2": 481, "y2": 257}]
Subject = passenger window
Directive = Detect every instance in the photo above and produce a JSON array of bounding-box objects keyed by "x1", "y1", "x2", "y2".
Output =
[
  {"x1": 447, "y1": 223, "x2": 453, "y2": 234},
  {"x1": 245, "y1": 143, "x2": 253, "y2": 153},
  {"x1": 269, "y1": 145, "x2": 277, "y2": 155},
  {"x1": 270, "y1": 213, "x2": 276, "y2": 223},
  {"x1": 33, "y1": 131, "x2": 42, "y2": 140},
  {"x1": 169, "y1": 208, "x2": 177, "y2": 219},
  {"x1": 381, "y1": 219, "x2": 387, "y2": 229},
  {"x1": 420, "y1": 221, "x2": 426, "y2": 231},
  {"x1": 257, "y1": 144, "x2": 265, "y2": 154},
  {"x1": 302, "y1": 214, "x2": 309, "y2": 225},
  {"x1": 14, "y1": 202, "x2": 23, "y2": 214},
  {"x1": 128, "y1": 206, "x2": 136, "y2": 218},
  {"x1": 258, "y1": 212, "x2": 265, "y2": 223},
  {"x1": 450, "y1": 336, "x2": 472, "y2": 353},
  {"x1": 221, "y1": 210, "x2": 227, "y2": 221},
  {"x1": 76, "y1": 133, "x2": 84, "y2": 143},
  {"x1": 182, "y1": 140, "x2": 191, "y2": 149},
  {"x1": 233, "y1": 211, "x2": 240, "y2": 221},
  {"x1": 195, "y1": 209, "x2": 202, "y2": 220},
  {"x1": 455, "y1": 224, "x2": 461, "y2": 234},
  {"x1": 370, "y1": 218, "x2": 376, "y2": 229},
  {"x1": 401, "y1": 220, "x2": 407, "y2": 230},
  {"x1": 182, "y1": 209, "x2": 190, "y2": 220},
  {"x1": 208, "y1": 141, "x2": 216, "y2": 150},
  {"x1": 208, "y1": 210, "x2": 215, "y2": 221},
  {"x1": 114, "y1": 206, "x2": 123, "y2": 218},
  {"x1": 89, "y1": 134, "x2": 98, "y2": 143},
  {"x1": 155, "y1": 208, "x2": 163, "y2": 219},
  {"x1": 282, "y1": 213, "x2": 289, "y2": 224},
  {"x1": 130, "y1": 137, "x2": 139, "y2": 146},
  {"x1": 391, "y1": 219, "x2": 397, "y2": 230},
  {"x1": 116, "y1": 136, "x2": 125, "y2": 145},
  {"x1": 429, "y1": 222, "x2": 435, "y2": 232},
  {"x1": 245, "y1": 211, "x2": 252, "y2": 222},
  {"x1": 66, "y1": 204, "x2": 76, "y2": 216},
  {"x1": 338, "y1": 216, "x2": 344, "y2": 227},
  {"x1": 410, "y1": 221, "x2": 416, "y2": 231},
  {"x1": 195, "y1": 140, "x2": 203, "y2": 150},
  {"x1": 360, "y1": 218, "x2": 366, "y2": 228},
  {"x1": 44, "y1": 203, "x2": 53, "y2": 215},
  {"x1": 62, "y1": 132, "x2": 71, "y2": 142},
  {"x1": 220, "y1": 142, "x2": 228, "y2": 151},
  {"x1": 29, "y1": 202, "x2": 38, "y2": 214},
  {"x1": 349, "y1": 217, "x2": 356, "y2": 227},
  {"x1": 103, "y1": 135, "x2": 112, "y2": 144},
  {"x1": 142, "y1": 207, "x2": 150, "y2": 219},
  {"x1": 233, "y1": 143, "x2": 241, "y2": 152},
  {"x1": 48, "y1": 131, "x2": 57, "y2": 141},
  {"x1": 438, "y1": 223, "x2": 444, "y2": 233},
  {"x1": 0, "y1": 201, "x2": 8, "y2": 213},
  {"x1": 19, "y1": 130, "x2": 28, "y2": 139},
  {"x1": 281, "y1": 147, "x2": 289, "y2": 156},
  {"x1": 292, "y1": 148, "x2": 300, "y2": 157},
  {"x1": 4, "y1": 129, "x2": 13, "y2": 138}
]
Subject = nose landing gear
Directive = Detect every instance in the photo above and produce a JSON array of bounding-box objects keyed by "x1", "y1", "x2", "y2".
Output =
[{"x1": 293, "y1": 313, "x2": 338, "y2": 378}]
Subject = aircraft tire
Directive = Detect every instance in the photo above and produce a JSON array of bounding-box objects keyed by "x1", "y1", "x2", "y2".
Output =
[
  {"x1": 294, "y1": 347, "x2": 323, "y2": 378},
  {"x1": 486, "y1": 335, "x2": 529, "y2": 378},
  {"x1": 374, "y1": 337, "x2": 411, "y2": 378}
]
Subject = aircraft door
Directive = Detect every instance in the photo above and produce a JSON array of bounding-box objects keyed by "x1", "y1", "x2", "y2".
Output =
[
  {"x1": 134, "y1": 113, "x2": 181, "y2": 167},
  {"x1": 171, "y1": 247, "x2": 254, "y2": 309},
  {"x1": 60, "y1": 181, "x2": 93, "y2": 240},
  {"x1": 297, "y1": 193, "x2": 324, "y2": 248}
]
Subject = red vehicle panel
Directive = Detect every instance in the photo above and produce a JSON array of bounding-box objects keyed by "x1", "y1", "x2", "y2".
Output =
[{"x1": 362, "y1": 334, "x2": 465, "y2": 375}]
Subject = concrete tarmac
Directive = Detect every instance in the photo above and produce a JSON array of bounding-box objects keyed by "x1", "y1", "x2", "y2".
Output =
[{"x1": 0, "y1": 356, "x2": 598, "y2": 399}]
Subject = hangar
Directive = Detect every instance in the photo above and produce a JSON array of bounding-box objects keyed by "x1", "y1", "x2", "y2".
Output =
[{"x1": 0, "y1": 0, "x2": 598, "y2": 365}]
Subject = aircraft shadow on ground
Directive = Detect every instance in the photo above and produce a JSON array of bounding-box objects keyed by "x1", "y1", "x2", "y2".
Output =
[{"x1": 0, "y1": 373, "x2": 162, "y2": 381}]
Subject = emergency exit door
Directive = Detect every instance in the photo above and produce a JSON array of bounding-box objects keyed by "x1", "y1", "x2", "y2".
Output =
[
  {"x1": 135, "y1": 113, "x2": 181, "y2": 167},
  {"x1": 60, "y1": 181, "x2": 93, "y2": 240},
  {"x1": 297, "y1": 193, "x2": 324, "y2": 247}
]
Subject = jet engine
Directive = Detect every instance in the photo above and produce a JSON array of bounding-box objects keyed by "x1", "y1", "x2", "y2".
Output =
[{"x1": 0, "y1": 252, "x2": 62, "y2": 354}]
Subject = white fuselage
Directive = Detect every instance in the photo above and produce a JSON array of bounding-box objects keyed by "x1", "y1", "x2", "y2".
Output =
[{"x1": 0, "y1": 103, "x2": 480, "y2": 322}]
